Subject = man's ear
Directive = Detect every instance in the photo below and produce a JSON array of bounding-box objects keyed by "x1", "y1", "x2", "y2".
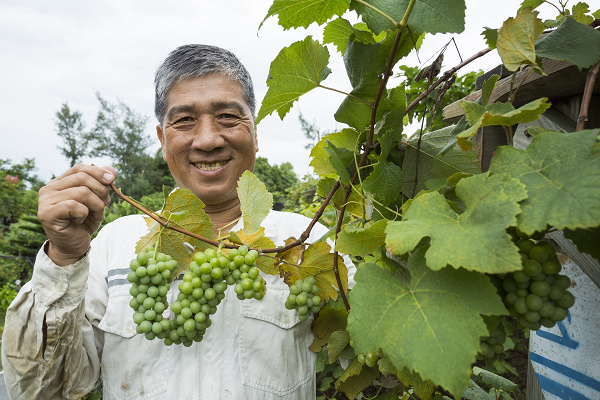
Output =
[{"x1": 156, "y1": 124, "x2": 167, "y2": 160}]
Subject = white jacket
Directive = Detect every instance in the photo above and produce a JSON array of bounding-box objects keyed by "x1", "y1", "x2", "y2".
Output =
[{"x1": 2, "y1": 210, "x2": 351, "y2": 400}]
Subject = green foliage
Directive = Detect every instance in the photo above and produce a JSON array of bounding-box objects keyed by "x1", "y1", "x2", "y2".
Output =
[
  {"x1": 252, "y1": 156, "x2": 299, "y2": 205},
  {"x1": 261, "y1": 0, "x2": 351, "y2": 30},
  {"x1": 0, "y1": 283, "x2": 17, "y2": 321},
  {"x1": 496, "y1": 7, "x2": 545, "y2": 71}
]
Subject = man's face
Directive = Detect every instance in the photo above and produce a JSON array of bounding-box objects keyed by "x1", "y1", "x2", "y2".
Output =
[{"x1": 157, "y1": 74, "x2": 258, "y2": 207}]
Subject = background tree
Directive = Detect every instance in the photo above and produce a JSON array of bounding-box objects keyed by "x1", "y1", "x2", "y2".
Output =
[
  {"x1": 54, "y1": 103, "x2": 89, "y2": 167},
  {"x1": 87, "y1": 94, "x2": 175, "y2": 199},
  {"x1": 252, "y1": 156, "x2": 299, "y2": 208}
]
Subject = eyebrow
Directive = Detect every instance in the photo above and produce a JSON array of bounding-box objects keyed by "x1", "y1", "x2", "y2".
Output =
[{"x1": 166, "y1": 101, "x2": 248, "y2": 121}]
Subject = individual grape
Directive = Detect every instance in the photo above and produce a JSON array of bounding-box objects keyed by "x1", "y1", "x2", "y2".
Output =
[
  {"x1": 554, "y1": 275, "x2": 571, "y2": 290},
  {"x1": 525, "y1": 294, "x2": 543, "y2": 311},
  {"x1": 530, "y1": 281, "x2": 551, "y2": 297},
  {"x1": 514, "y1": 298, "x2": 528, "y2": 314},
  {"x1": 523, "y1": 260, "x2": 542, "y2": 277},
  {"x1": 551, "y1": 307, "x2": 568, "y2": 322},
  {"x1": 556, "y1": 291, "x2": 575, "y2": 308},
  {"x1": 365, "y1": 352, "x2": 379, "y2": 368},
  {"x1": 542, "y1": 260, "x2": 561, "y2": 275},
  {"x1": 528, "y1": 245, "x2": 550, "y2": 263}
]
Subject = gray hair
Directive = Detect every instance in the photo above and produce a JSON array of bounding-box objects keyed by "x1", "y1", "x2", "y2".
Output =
[{"x1": 154, "y1": 44, "x2": 256, "y2": 124}]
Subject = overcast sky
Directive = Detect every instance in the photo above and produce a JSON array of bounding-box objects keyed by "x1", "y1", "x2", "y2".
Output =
[{"x1": 1, "y1": 0, "x2": 556, "y2": 183}]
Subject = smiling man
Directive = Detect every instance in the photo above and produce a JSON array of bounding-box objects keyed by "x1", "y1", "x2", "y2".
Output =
[{"x1": 1, "y1": 45, "x2": 335, "y2": 400}]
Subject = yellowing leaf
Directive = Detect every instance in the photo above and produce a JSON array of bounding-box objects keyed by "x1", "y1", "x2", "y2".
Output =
[
  {"x1": 496, "y1": 7, "x2": 544, "y2": 71},
  {"x1": 136, "y1": 189, "x2": 214, "y2": 277},
  {"x1": 310, "y1": 297, "x2": 348, "y2": 352},
  {"x1": 280, "y1": 241, "x2": 348, "y2": 301},
  {"x1": 237, "y1": 171, "x2": 273, "y2": 235},
  {"x1": 276, "y1": 236, "x2": 304, "y2": 266},
  {"x1": 227, "y1": 227, "x2": 278, "y2": 275}
]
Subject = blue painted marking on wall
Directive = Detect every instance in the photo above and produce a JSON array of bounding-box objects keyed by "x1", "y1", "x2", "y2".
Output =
[
  {"x1": 536, "y1": 320, "x2": 580, "y2": 349},
  {"x1": 536, "y1": 373, "x2": 591, "y2": 400},
  {"x1": 530, "y1": 352, "x2": 600, "y2": 392}
]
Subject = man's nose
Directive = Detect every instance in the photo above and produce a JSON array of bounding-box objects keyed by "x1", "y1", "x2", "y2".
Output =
[{"x1": 191, "y1": 117, "x2": 226, "y2": 152}]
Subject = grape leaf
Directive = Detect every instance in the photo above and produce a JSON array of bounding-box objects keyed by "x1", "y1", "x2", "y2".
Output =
[
  {"x1": 279, "y1": 241, "x2": 348, "y2": 301},
  {"x1": 388, "y1": 173, "x2": 528, "y2": 274},
  {"x1": 335, "y1": 359, "x2": 380, "y2": 400},
  {"x1": 472, "y1": 367, "x2": 518, "y2": 392},
  {"x1": 310, "y1": 297, "x2": 348, "y2": 352},
  {"x1": 481, "y1": 75, "x2": 500, "y2": 107},
  {"x1": 456, "y1": 98, "x2": 551, "y2": 151},
  {"x1": 347, "y1": 250, "x2": 508, "y2": 398},
  {"x1": 378, "y1": 357, "x2": 436, "y2": 400},
  {"x1": 276, "y1": 236, "x2": 304, "y2": 266},
  {"x1": 257, "y1": 36, "x2": 331, "y2": 124},
  {"x1": 564, "y1": 226, "x2": 600, "y2": 263},
  {"x1": 328, "y1": 330, "x2": 351, "y2": 363},
  {"x1": 324, "y1": 140, "x2": 355, "y2": 184},
  {"x1": 496, "y1": 7, "x2": 545, "y2": 71},
  {"x1": 260, "y1": 0, "x2": 351, "y2": 30},
  {"x1": 362, "y1": 160, "x2": 403, "y2": 205},
  {"x1": 463, "y1": 379, "x2": 494, "y2": 400},
  {"x1": 594, "y1": 9, "x2": 600, "y2": 19},
  {"x1": 237, "y1": 171, "x2": 273, "y2": 235},
  {"x1": 481, "y1": 27, "x2": 498, "y2": 50},
  {"x1": 571, "y1": 2, "x2": 595, "y2": 25},
  {"x1": 351, "y1": 0, "x2": 466, "y2": 35},
  {"x1": 489, "y1": 129, "x2": 600, "y2": 235},
  {"x1": 535, "y1": 17, "x2": 600, "y2": 69},
  {"x1": 311, "y1": 129, "x2": 363, "y2": 178},
  {"x1": 323, "y1": 18, "x2": 377, "y2": 55},
  {"x1": 226, "y1": 227, "x2": 278, "y2": 275},
  {"x1": 402, "y1": 125, "x2": 481, "y2": 197},
  {"x1": 336, "y1": 220, "x2": 388, "y2": 256},
  {"x1": 136, "y1": 189, "x2": 214, "y2": 276}
]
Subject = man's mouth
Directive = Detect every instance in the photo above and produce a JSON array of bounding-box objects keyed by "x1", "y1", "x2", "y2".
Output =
[{"x1": 194, "y1": 161, "x2": 228, "y2": 171}]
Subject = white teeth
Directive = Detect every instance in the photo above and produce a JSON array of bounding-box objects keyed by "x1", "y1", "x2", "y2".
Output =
[{"x1": 194, "y1": 161, "x2": 227, "y2": 171}]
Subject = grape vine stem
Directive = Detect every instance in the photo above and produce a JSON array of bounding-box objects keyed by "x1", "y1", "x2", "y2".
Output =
[{"x1": 576, "y1": 60, "x2": 600, "y2": 131}]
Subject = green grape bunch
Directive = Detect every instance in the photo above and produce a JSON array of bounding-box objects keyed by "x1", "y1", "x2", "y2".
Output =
[
  {"x1": 127, "y1": 244, "x2": 266, "y2": 347},
  {"x1": 284, "y1": 275, "x2": 322, "y2": 321},
  {"x1": 477, "y1": 325, "x2": 507, "y2": 360},
  {"x1": 127, "y1": 246, "x2": 178, "y2": 342},
  {"x1": 357, "y1": 351, "x2": 380, "y2": 368},
  {"x1": 498, "y1": 227, "x2": 575, "y2": 331}
]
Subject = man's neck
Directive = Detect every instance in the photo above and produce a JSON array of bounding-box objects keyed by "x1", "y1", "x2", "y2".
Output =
[{"x1": 204, "y1": 199, "x2": 243, "y2": 238}]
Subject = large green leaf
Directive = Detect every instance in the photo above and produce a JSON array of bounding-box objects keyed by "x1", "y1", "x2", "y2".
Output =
[
  {"x1": 351, "y1": 0, "x2": 466, "y2": 35},
  {"x1": 257, "y1": 36, "x2": 331, "y2": 124},
  {"x1": 347, "y1": 250, "x2": 507, "y2": 398},
  {"x1": 496, "y1": 7, "x2": 544, "y2": 71},
  {"x1": 362, "y1": 160, "x2": 403, "y2": 204},
  {"x1": 387, "y1": 173, "x2": 527, "y2": 274},
  {"x1": 335, "y1": 220, "x2": 387, "y2": 256},
  {"x1": 237, "y1": 171, "x2": 273, "y2": 235},
  {"x1": 136, "y1": 189, "x2": 214, "y2": 276},
  {"x1": 456, "y1": 98, "x2": 551, "y2": 150},
  {"x1": 489, "y1": 129, "x2": 600, "y2": 235},
  {"x1": 402, "y1": 125, "x2": 481, "y2": 197},
  {"x1": 535, "y1": 17, "x2": 600, "y2": 69},
  {"x1": 564, "y1": 226, "x2": 600, "y2": 263},
  {"x1": 260, "y1": 0, "x2": 351, "y2": 30}
]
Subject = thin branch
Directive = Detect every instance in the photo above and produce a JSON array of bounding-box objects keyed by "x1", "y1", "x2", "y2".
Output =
[
  {"x1": 333, "y1": 184, "x2": 353, "y2": 312},
  {"x1": 318, "y1": 84, "x2": 373, "y2": 107},
  {"x1": 354, "y1": 0, "x2": 398, "y2": 26},
  {"x1": 411, "y1": 80, "x2": 431, "y2": 198},
  {"x1": 405, "y1": 47, "x2": 492, "y2": 115},
  {"x1": 509, "y1": 66, "x2": 534, "y2": 103},
  {"x1": 576, "y1": 61, "x2": 600, "y2": 131}
]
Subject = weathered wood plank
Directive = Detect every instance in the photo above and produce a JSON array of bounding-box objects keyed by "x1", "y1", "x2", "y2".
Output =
[{"x1": 527, "y1": 357, "x2": 546, "y2": 400}]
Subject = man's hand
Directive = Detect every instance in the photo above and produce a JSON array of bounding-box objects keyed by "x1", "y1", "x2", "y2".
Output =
[{"x1": 38, "y1": 165, "x2": 117, "y2": 266}]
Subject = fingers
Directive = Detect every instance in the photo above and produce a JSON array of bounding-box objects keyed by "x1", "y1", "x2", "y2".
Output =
[{"x1": 48, "y1": 165, "x2": 115, "y2": 204}]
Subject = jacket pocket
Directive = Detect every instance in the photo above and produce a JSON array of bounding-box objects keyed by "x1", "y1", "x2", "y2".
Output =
[
  {"x1": 98, "y1": 290, "x2": 170, "y2": 400},
  {"x1": 239, "y1": 284, "x2": 315, "y2": 396}
]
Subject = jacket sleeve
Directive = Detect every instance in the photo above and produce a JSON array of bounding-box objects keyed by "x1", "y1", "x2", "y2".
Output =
[{"x1": 1, "y1": 243, "x2": 102, "y2": 400}]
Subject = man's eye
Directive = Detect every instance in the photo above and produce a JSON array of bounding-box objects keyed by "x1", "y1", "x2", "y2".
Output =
[
  {"x1": 219, "y1": 114, "x2": 238, "y2": 120},
  {"x1": 176, "y1": 117, "x2": 194, "y2": 123}
]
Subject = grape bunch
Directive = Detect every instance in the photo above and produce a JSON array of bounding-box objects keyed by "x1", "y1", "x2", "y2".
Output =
[
  {"x1": 284, "y1": 276, "x2": 322, "y2": 321},
  {"x1": 127, "y1": 246, "x2": 178, "y2": 342},
  {"x1": 357, "y1": 351, "x2": 380, "y2": 368},
  {"x1": 477, "y1": 326, "x2": 507, "y2": 360},
  {"x1": 498, "y1": 228, "x2": 575, "y2": 331},
  {"x1": 128, "y1": 244, "x2": 266, "y2": 347}
]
